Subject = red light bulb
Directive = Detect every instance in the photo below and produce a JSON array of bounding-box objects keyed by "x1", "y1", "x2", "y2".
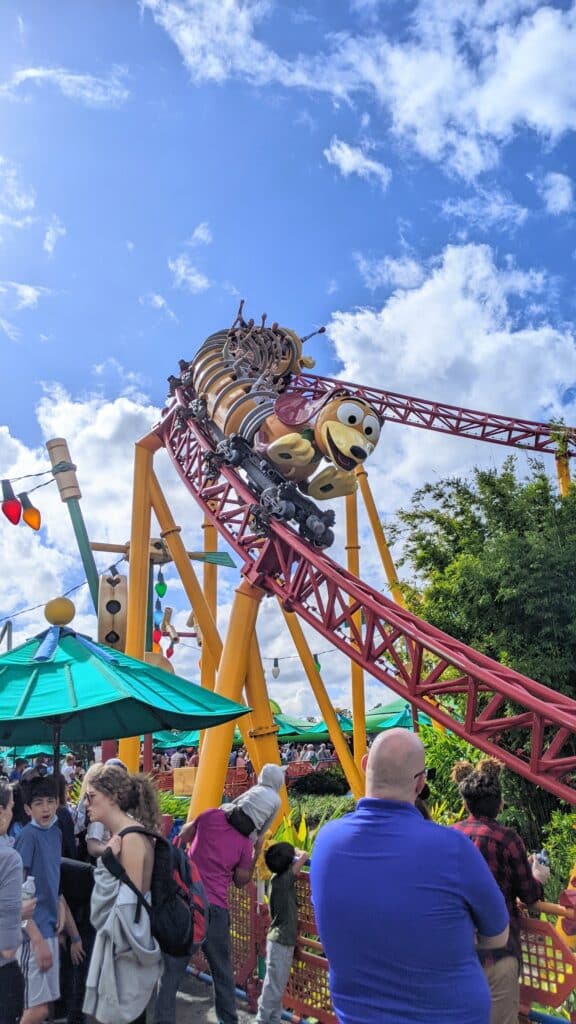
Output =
[
  {"x1": 1, "y1": 480, "x2": 21, "y2": 524},
  {"x1": 152, "y1": 628, "x2": 162, "y2": 644}
]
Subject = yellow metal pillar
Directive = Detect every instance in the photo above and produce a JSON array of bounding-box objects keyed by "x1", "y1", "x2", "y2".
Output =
[
  {"x1": 556, "y1": 455, "x2": 571, "y2": 497},
  {"x1": 279, "y1": 602, "x2": 364, "y2": 799},
  {"x1": 119, "y1": 442, "x2": 153, "y2": 772},
  {"x1": 198, "y1": 517, "x2": 218, "y2": 755},
  {"x1": 346, "y1": 491, "x2": 366, "y2": 773},
  {"x1": 190, "y1": 580, "x2": 263, "y2": 817},
  {"x1": 243, "y1": 635, "x2": 290, "y2": 819},
  {"x1": 149, "y1": 471, "x2": 222, "y2": 667},
  {"x1": 356, "y1": 466, "x2": 406, "y2": 607},
  {"x1": 201, "y1": 516, "x2": 218, "y2": 692}
]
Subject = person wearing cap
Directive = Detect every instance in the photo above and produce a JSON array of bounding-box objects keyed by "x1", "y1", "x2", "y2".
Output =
[{"x1": 452, "y1": 759, "x2": 549, "y2": 1024}]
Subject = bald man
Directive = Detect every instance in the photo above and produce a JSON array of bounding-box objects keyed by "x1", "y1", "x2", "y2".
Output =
[{"x1": 310, "y1": 729, "x2": 509, "y2": 1024}]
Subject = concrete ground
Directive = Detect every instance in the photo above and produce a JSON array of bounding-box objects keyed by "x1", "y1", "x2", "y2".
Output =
[{"x1": 174, "y1": 972, "x2": 255, "y2": 1023}]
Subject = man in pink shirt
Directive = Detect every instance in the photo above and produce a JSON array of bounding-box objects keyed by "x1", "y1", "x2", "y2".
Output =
[{"x1": 179, "y1": 807, "x2": 259, "y2": 1024}]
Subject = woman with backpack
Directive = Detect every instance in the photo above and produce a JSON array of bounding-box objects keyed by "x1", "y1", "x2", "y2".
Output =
[{"x1": 81, "y1": 764, "x2": 162, "y2": 1024}]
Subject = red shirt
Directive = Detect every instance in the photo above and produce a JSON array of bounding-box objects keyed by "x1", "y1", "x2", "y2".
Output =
[
  {"x1": 189, "y1": 808, "x2": 253, "y2": 908},
  {"x1": 452, "y1": 815, "x2": 543, "y2": 961}
]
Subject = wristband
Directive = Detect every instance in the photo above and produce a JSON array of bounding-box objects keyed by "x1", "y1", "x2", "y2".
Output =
[{"x1": 70, "y1": 936, "x2": 81, "y2": 944}]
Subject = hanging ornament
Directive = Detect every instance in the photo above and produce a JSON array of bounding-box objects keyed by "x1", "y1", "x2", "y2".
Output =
[
  {"x1": 155, "y1": 568, "x2": 167, "y2": 598},
  {"x1": 272, "y1": 658, "x2": 280, "y2": 679},
  {"x1": 18, "y1": 492, "x2": 41, "y2": 531},
  {"x1": 166, "y1": 645, "x2": 174, "y2": 659},
  {"x1": 152, "y1": 641, "x2": 161, "y2": 654},
  {"x1": 1, "y1": 480, "x2": 21, "y2": 525},
  {"x1": 313, "y1": 653, "x2": 321, "y2": 673},
  {"x1": 153, "y1": 628, "x2": 162, "y2": 645}
]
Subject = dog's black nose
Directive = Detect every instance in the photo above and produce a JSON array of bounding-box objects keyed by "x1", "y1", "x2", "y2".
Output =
[{"x1": 350, "y1": 446, "x2": 367, "y2": 461}]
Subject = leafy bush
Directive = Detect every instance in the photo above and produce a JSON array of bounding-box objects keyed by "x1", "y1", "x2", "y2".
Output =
[
  {"x1": 289, "y1": 767, "x2": 350, "y2": 796},
  {"x1": 157, "y1": 792, "x2": 191, "y2": 818},
  {"x1": 288, "y1": 793, "x2": 355, "y2": 827},
  {"x1": 542, "y1": 808, "x2": 576, "y2": 903}
]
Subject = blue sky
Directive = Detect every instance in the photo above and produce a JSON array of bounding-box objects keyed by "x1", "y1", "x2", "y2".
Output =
[{"x1": 1, "y1": 0, "x2": 575, "y2": 715}]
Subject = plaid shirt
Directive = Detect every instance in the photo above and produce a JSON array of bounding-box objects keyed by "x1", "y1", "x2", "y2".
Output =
[{"x1": 452, "y1": 815, "x2": 543, "y2": 963}]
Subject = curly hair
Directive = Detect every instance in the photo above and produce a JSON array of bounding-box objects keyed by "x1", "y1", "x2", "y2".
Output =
[
  {"x1": 89, "y1": 765, "x2": 161, "y2": 833},
  {"x1": 451, "y1": 758, "x2": 502, "y2": 818}
]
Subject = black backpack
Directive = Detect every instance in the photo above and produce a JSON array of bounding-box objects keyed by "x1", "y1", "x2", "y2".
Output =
[{"x1": 101, "y1": 826, "x2": 206, "y2": 958}]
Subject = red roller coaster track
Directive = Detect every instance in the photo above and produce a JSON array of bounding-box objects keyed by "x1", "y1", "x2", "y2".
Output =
[
  {"x1": 158, "y1": 379, "x2": 576, "y2": 804},
  {"x1": 291, "y1": 372, "x2": 576, "y2": 456}
]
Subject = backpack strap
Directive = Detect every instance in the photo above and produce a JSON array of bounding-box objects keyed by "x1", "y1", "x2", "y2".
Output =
[{"x1": 101, "y1": 828, "x2": 157, "y2": 925}]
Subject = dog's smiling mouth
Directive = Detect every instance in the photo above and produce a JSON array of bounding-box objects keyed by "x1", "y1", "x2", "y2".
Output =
[{"x1": 326, "y1": 429, "x2": 357, "y2": 471}]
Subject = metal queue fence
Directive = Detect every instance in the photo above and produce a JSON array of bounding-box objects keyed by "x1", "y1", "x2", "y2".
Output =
[{"x1": 192, "y1": 878, "x2": 576, "y2": 1023}]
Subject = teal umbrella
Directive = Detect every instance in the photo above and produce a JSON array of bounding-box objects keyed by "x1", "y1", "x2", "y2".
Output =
[
  {"x1": 376, "y1": 704, "x2": 432, "y2": 731},
  {"x1": 0, "y1": 623, "x2": 250, "y2": 748},
  {"x1": 152, "y1": 713, "x2": 298, "y2": 751},
  {"x1": 1, "y1": 743, "x2": 72, "y2": 760}
]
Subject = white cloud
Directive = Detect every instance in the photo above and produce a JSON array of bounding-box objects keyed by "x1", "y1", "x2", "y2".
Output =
[
  {"x1": 355, "y1": 254, "x2": 425, "y2": 291},
  {"x1": 0, "y1": 65, "x2": 130, "y2": 107},
  {"x1": 441, "y1": 188, "x2": 529, "y2": 231},
  {"x1": 139, "y1": 292, "x2": 178, "y2": 322},
  {"x1": 126, "y1": 240, "x2": 135, "y2": 252},
  {"x1": 186, "y1": 221, "x2": 212, "y2": 247},
  {"x1": 168, "y1": 253, "x2": 211, "y2": 293},
  {"x1": 143, "y1": 0, "x2": 576, "y2": 179},
  {"x1": 537, "y1": 172, "x2": 574, "y2": 215},
  {"x1": 323, "y1": 137, "x2": 391, "y2": 191},
  {"x1": 0, "y1": 280, "x2": 52, "y2": 309},
  {"x1": 0, "y1": 156, "x2": 35, "y2": 214},
  {"x1": 43, "y1": 215, "x2": 66, "y2": 256},
  {"x1": 0, "y1": 317, "x2": 19, "y2": 342}
]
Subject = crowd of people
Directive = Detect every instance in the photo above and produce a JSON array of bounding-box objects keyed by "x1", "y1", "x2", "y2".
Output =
[{"x1": 0, "y1": 733, "x2": 554, "y2": 1024}]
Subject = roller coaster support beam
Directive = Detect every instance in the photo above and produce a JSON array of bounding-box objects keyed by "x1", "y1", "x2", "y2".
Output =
[
  {"x1": 244, "y1": 635, "x2": 290, "y2": 820},
  {"x1": 201, "y1": 516, "x2": 218, "y2": 693},
  {"x1": 149, "y1": 471, "x2": 223, "y2": 665},
  {"x1": 556, "y1": 455, "x2": 571, "y2": 498},
  {"x1": 119, "y1": 441, "x2": 154, "y2": 772},
  {"x1": 355, "y1": 466, "x2": 405, "y2": 608},
  {"x1": 190, "y1": 580, "x2": 264, "y2": 816},
  {"x1": 346, "y1": 491, "x2": 366, "y2": 771},
  {"x1": 198, "y1": 516, "x2": 218, "y2": 754},
  {"x1": 279, "y1": 601, "x2": 364, "y2": 799}
]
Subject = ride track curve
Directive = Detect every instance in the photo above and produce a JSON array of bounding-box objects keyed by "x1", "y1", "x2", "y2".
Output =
[{"x1": 157, "y1": 376, "x2": 576, "y2": 805}]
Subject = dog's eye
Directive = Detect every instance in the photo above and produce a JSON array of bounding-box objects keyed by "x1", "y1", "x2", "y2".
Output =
[
  {"x1": 363, "y1": 415, "x2": 381, "y2": 443},
  {"x1": 336, "y1": 402, "x2": 365, "y2": 426}
]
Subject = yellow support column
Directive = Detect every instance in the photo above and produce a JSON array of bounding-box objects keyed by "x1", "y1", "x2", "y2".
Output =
[
  {"x1": 244, "y1": 635, "x2": 290, "y2": 819},
  {"x1": 346, "y1": 491, "x2": 366, "y2": 773},
  {"x1": 119, "y1": 442, "x2": 153, "y2": 772},
  {"x1": 201, "y1": 516, "x2": 218, "y2": 692},
  {"x1": 149, "y1": 471, "x2": 223, "y2": 667},
  {"x1": 279, "y1": 602, "x2": 364, "y2": 799},
  {"x1": 356, "y1": 466, "x2": 406, "y2": 607},
  {"x1": 190, "y1": 580, "x2": 263, "y2": 817},
  {"x1": 356, "y1": 466, "x2": 445, "y2": 734},
  {"x1": 556, "y1": 454, "x2": 571, "y2": 497}
]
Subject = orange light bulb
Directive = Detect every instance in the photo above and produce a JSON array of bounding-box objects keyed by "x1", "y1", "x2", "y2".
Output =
[{"x1": 18, "y1": 493, "x2": 41, "y2": 531}]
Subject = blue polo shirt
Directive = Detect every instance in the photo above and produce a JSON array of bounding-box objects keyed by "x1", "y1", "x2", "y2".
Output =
[{"x1": 310, "y1": 799, "x2": 509, "y2": 1024}]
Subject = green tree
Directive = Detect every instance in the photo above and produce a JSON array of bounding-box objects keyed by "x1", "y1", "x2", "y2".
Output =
[{"x1": 393, "y1": 458, "x2": 576, "y2": 845}]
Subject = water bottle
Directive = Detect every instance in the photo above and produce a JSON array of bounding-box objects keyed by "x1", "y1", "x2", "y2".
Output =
[{"x1": 21, "y1": 876, "x2": 35, "y2": 929}]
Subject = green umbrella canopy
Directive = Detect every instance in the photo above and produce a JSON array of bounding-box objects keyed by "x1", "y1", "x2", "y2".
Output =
[
  {"x1": 152, "y1": 713, "x2": 297, "y2": 752},
  {"x1": 1, "y1": 743, "x2": 72, "y2": 760},
  {"x1": 0, "y1": 625, "x2": 250, "y2": 746}
]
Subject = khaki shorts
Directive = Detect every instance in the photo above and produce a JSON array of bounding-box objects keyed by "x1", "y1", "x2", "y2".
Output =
[{"x1": 19, "y1": 935, "x2": 60, "y2": 1009}]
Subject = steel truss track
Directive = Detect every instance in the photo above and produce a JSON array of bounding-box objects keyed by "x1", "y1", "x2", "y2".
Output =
[
  {"x1": 159, "y1": 391, "x2": 576, "y2": 804},
  {"x1": 290, "y1": 373, "x2": 576, "y2": 457}
]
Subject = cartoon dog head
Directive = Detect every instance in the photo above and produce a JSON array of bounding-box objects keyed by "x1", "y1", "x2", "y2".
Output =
[{"x1": 314, "y1": 396, "x2": 381, "y2": 470}]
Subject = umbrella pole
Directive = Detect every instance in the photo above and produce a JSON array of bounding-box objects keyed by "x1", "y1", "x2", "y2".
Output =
[{"x1": 53, "y1": 723, "x2": 61, "y2": 787}]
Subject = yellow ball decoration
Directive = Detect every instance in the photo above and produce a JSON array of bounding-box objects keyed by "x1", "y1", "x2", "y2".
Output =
[{"x1": 44, "y1": 597, "x2": 76, "y2": 626}]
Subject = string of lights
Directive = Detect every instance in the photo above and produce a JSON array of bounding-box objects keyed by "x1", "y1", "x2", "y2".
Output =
[{"x1": 0, "y1": 558, "x2": 126, "y2": 626}]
